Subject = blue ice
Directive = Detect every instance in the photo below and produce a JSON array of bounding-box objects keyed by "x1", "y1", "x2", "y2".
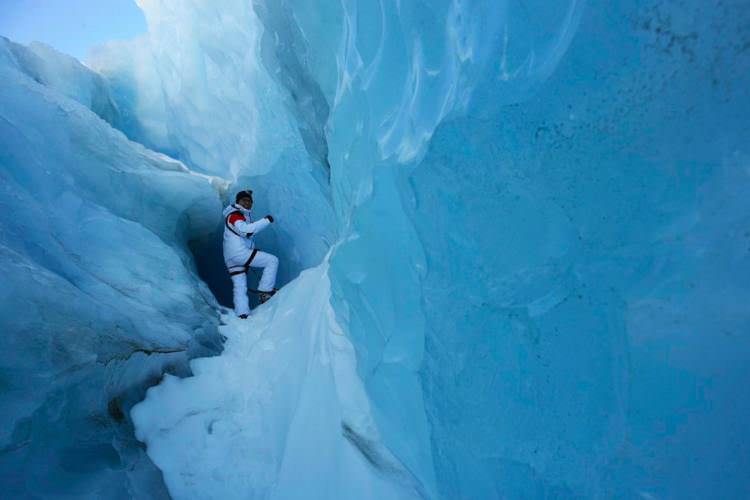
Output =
[{"x1": 1, "y1": 0, "x2": 749, "y2": 498}]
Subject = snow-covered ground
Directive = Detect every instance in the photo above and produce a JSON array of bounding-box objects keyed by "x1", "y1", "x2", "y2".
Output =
[{"x1": 133, "y1": 261, "x2": 425, "y2": 499}]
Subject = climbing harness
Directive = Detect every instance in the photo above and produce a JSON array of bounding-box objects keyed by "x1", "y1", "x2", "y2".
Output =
[{"x1": 227, "y1": 248, "x2": 259, "y2": 276}]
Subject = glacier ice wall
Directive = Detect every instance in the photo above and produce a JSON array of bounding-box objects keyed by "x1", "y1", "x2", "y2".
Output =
[
  {"x1": 404, "y1": 3, "x2": 750, "y2": 497},
  {"x1": 248, "y1": 0, "x2": 749, "y2": 498},
  {"x1": 0, "y1": 37, "x2": 224, "y2": 497}
]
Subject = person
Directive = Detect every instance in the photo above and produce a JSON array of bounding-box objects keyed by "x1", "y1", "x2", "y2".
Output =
[{"x1": 222, "y1": 190, "x2": 278, "y2": 318}]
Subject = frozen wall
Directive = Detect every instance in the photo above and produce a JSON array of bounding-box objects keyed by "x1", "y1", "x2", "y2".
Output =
[
  {"x1": 408, "y1": 2, "x2": 750, "y2": 497},
  {"x1": 253, "y1": 0, "x2": 750, "y2": 498},
  {"x1": 0, "y1": 37, "x2": 224, "y2": 497}
]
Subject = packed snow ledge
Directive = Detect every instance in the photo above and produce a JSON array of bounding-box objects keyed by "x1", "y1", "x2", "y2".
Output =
[{"x1": 132, "y1": 260, "x2": 426, "y2": 500}]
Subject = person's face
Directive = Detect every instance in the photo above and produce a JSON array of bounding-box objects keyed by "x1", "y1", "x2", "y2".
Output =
[{"x1": 238, "y1": 197, "x2": 253, "y2": 210}]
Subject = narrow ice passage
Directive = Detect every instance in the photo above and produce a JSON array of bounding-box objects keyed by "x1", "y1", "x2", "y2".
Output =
[
  {"x1": 133, "y1": 262, "x2": 425, "y2": 500},
  {"x1": 1, "y1": 0, "x2": 749, "y2": 497}
]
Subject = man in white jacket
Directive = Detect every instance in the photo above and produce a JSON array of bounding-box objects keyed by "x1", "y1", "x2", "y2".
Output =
[{"x1": 223, "y1": 190, "x2": 278, "y2": 318}]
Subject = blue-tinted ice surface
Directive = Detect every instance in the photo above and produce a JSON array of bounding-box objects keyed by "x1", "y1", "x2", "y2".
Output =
[
  {"x1": 0, "y1": 0, "x2": 749, "y2": 498},
  {"x1": 0, "y1": 36, "x2": 225, "y2": 497},
  {"x1": 252, "y1": 0, "x2": 749, "y2": 497}
]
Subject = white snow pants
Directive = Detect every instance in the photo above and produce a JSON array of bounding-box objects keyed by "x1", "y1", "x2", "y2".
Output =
[{"x1": 230, "y1": 251, "x2": 279, "y2": 316}]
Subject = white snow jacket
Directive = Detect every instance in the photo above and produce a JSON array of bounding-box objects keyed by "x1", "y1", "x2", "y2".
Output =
[{"x1": 222, "y1": 204, "x2": 271, "y2": 273}]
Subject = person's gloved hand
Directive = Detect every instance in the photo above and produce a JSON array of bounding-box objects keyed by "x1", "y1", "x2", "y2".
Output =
[{"x1": 265, "y1": 215, "x2": 274, "y2": 223}]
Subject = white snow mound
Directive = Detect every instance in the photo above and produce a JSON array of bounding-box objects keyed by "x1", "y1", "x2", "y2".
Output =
[{"x1": 131, "y1": 261, "x2": 425, "y2": 500}]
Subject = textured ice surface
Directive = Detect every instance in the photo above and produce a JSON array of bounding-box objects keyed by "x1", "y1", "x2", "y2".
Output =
[
  {"x1": 0, "y1": 38, "x2": 122, "y2": 128},
  {"x1": 89, "y1": 0, "x2": 337, "y2": 294},
  {"x1": 252, "y1": 0, "x2": 748, "y2": 498},
  {"x1": 1, "y1": 0, "x2": 749, "y2": 498},
  {"x1": 0, "y1": 37, "x2": 223, "y2": 497}
]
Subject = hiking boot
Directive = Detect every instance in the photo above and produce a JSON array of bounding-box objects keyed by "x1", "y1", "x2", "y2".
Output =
[
  {"x1": 239, "y1": 314, "x2": 249, "y2": 319},
  {"x1": 258, "y1": 289, "x2": 276, "y2": 304}
]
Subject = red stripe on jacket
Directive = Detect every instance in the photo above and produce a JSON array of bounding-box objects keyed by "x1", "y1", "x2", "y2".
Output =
[{"x1": 228, "y1": 212, "x2": 246, "y2": 225}]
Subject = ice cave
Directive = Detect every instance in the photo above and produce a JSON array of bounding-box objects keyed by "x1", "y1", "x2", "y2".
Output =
[{"x1": 0, "y1": 0, "x2": 748, "y2": 498}]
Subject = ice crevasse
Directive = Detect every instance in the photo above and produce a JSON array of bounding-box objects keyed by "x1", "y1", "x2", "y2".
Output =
[{"x1": 0, "y1": 0, "x2": 749, "y2": 498}]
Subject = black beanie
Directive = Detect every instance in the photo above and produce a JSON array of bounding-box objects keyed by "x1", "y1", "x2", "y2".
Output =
[{"x1": 235, "y1": 190, "x2": 253, "y2": 203}]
